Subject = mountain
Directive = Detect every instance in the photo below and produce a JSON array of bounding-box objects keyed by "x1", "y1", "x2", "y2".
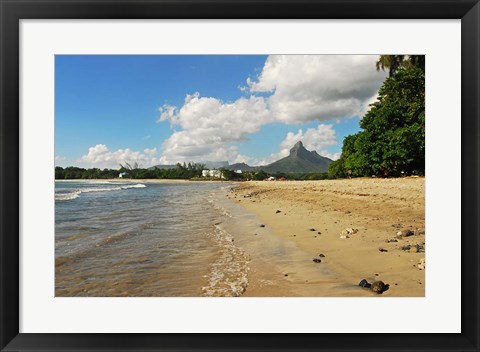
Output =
[
  {"x1": 226, "y1": 162, "x2": 257, "y2": 172},
  {"x1": 149, "y1": 142, "x2": 332, "y2": 174},
  {"x1": 202, "y1": 160, "x2": 229, "y2": 169},
  {"x1": 148, "y1": 164, "x2": 176, "y2": 170},
  {"x1": 259, "y1": 141, "x2": 332, "y2": 173}
]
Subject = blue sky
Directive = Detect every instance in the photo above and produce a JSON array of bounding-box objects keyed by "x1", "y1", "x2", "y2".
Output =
[{"x1": 55, "y1": 55, "x2": 387, "y2": 169}]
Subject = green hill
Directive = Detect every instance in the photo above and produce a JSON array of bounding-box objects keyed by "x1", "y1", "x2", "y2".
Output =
[{"x1": 259, "y1": 141, "x2": 332, "y2": 173}]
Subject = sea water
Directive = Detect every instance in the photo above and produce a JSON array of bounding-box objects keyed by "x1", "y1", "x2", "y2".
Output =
[{"x1": 55, "y1": 180, "x2": 248, "y2": 297}]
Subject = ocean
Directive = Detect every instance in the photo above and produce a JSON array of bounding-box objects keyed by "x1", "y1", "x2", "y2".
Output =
[{"x1": 55, "y1": 180, "x2": 249, "y2": 297}]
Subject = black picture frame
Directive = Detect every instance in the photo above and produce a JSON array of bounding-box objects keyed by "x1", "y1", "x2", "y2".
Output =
[{"x1": 1, "y1": 0, "x2": 479, "y2": 351}]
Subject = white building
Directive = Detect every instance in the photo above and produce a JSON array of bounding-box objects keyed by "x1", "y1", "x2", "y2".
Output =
[{"x1": 202, "y1": 169, "x2": 223, "y2": 178}]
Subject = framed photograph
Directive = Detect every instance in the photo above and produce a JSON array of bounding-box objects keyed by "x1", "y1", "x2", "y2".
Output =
[{"x1": 1, "y1": 0, "x2": 479, "y2": 351}]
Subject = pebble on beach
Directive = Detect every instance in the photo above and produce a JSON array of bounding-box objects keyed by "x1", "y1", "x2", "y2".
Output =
[
  {"x1": 312, "y1": 258, "x2": 322, "y2": 263},
  {"x1": 417, "y1": 258, "x2": 425, "y2": 270},
  {"x1": 371, "y1": 281, "x2": 389, "y2": 294},
  {"x1": 341, "y1": 228, "x2": 358, "y2": 236},
  {"x1": 359, "y1": 279, "x2": 389, "y2": 294},
  {"x1": 396, "y1": 229, "x2": 414, "y2": 238}
]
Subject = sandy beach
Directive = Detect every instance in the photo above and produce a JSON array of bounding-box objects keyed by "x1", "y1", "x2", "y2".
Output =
[{"x1": 229, "y1": 177, "x2": 425, "y2": 297}]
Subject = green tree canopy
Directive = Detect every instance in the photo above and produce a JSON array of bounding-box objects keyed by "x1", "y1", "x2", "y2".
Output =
[{"x1": 330, "y1": 64, "x2": 425, "y2": 178}]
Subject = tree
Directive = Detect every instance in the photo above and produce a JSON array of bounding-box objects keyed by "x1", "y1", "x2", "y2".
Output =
[
  {"x1": 330, "y1": 65, "x2": 425, "y2": 178},
  {"x1": 376, "y1": 55, "x2": 425, "y2": 77}
]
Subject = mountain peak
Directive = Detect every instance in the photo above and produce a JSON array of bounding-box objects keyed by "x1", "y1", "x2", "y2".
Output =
[
  {"x1": 289, "y1": 140, "x2": 306, "y2": 156},
  {"x1": 293, "y1": 140, "x2": 303, "y2": 148}
]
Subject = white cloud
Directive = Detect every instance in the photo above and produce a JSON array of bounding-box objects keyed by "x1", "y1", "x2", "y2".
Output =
[
  {"x1": 79, "y1": 144, "x2": 161, "y2": 169},
  {"x1": 157, "y1": 55, "x2": 385, "y2": 163},
  {"x1": 233, "y1": 124, "x2": 340, "y2": 166},
  {"x1": 248, "y1": 55, "x2": 386, "y2": 123},
  {"x1": 157, "y1": 93, "x2": 272, "y2": 164},
  {"x1": 268, "y1": 124, "x2": 340, "y2": 164}
]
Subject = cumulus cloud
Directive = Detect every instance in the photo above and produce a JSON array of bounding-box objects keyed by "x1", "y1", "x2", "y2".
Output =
[
  {"x1": 248, "y1": 55, "x2": 386, "y2": 123},
  {"x1": 79, "y1": 144, "x2": 161, "y2": 169},
  {"x1": 258, "y1": 124, "x2": 340, "y2": 165},
  {"x1": 157, "y1": 55, "x2": 384, "y2": 163},
  {"x1": 157, "y1": 92, "x2": 272, "y2": 164}
]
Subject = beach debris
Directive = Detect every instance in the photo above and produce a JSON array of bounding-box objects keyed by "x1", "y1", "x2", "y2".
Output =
[
  {"x1": 385, "y1": 238, "x2": 398, "y2": 243},
  {"x1": 358, "y1": 279, "x2": 371, "y2": 288},
  {"x1": 340, "y1": 235, "x2": 350, "y2": 239},
  {"x1": 359, "y1": 279, "x2": 390, "y2": 294},
  {"x1": 276, "y1": 210, "x2": 281, "y2": 214},
  {"x1": 259, "y1": 224, "x2": 265, "y2": 228},
  {"x1": 396, "y1": 229, "x2": 414, "y2": 238},
  {"x1": 341, "y1": 228, "x2": 358, "y2": 236},
  {"x1": 378, "y1": 248, "x2": 388, "y2": 252},
  {"x1": 309, "y1": 228, "x2": 316, "y2": 231},
  {"x1": 417, "y1": 258, "x2": 425, "y2": 270},
  {"x1": 403, "y1": 243, "x2": 425, "y2": 253},
  {"x1": 319, "y1": 253, "x2": 325, "y2": 258},
  {"x1": 312, "y1": 258, "x2": 322, "y2": 263},
  {"x1": 415, "y1": 228, "x2": 426, "y2": 235},
  {"x1": 371, "y1": 281, "x2": 389, "y2": 294}
]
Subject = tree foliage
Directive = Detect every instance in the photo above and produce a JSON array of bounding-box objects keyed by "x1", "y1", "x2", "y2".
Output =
[
  {"x1": 329, "y1": 63, "x2": 425, "y2": 178},
  {"x1": 55, "y1": 162, "x2": 206, "y2": 180}
]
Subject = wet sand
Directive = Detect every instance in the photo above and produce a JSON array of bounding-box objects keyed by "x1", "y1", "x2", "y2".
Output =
[{"x1": 230, "y1": 177, "x2": 425, "y2": 297}]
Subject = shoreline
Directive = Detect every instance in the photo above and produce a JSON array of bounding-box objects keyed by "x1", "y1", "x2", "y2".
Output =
[
  {"x1": 229, "y1": 177, "x2": 425, "y2": 297},
  {"x1": 55, "y1": 178, "x2": 227, "y2": 183}
]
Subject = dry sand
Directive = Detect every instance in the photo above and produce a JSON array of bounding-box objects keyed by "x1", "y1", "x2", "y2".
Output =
[{"x1": 230, "y1": 177, "x2": 425, "y2": 297}]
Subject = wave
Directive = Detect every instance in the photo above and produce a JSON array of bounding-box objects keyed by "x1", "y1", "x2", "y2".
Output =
[
  {"x1": 202, "y1": 224, "x2": 250, "y2": 297},
  {"x1": 55, "y1": 183, "x2": 146, "y2": 201}
]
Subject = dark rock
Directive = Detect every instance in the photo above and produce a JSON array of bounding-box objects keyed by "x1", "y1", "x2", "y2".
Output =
[
  {"x1": 309, "y1": 228, "x2": 316, "y2": 231},
  {"x1": 260, "y1": 224, "x2": 265, "y2": 228},
  {"x1": 401, "y1": 245, "x2": 411, "y2": 251},
  {"x1": 358, "y1": 279, "x2": 371, "y2": 288},
  {"x1": 319, "y1": 254, "x2": 325, "y2": 258},
  {"x1": 284, "y1": 274, "x2": 288, "y2": 277},
  {"x1": 312, "y1": 258, "x2": 322, "y2": 263},
  {"x1": 317, "y1": 231, "x2": 322, "y2": 235},
  {"x1": 371, "y1": 281, "x2": 389, "y2": 294},
  {"x1": 379, "y1": 248, "x2": 388, "y2": 252},
  {"x1": 276, "y1": 210, "x2": 281, "y2": 214}
]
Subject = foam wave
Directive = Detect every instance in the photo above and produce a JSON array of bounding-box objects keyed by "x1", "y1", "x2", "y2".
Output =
[
  {"x1": 55, "y1": 190, "x2": 81, "y2": 201},
  {"x1": 202, "y1": 225, "x2": 250, "y2": 297},
  {"x1": 55, "y1": 183, "x2": 146, "y2": 201}
]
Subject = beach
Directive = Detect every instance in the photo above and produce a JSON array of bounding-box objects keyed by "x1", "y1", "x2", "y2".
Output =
[
  {"x1": 228, "y1": 177, "x2": 425, "y2": 297},
  {"x1": 55, "y1": 177, "x2": 425, "y2": 297}
]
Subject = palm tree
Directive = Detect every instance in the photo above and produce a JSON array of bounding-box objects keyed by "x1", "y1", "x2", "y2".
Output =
[{"x1": 376, "y1": 55, "x2": 425, "y2": 77}]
